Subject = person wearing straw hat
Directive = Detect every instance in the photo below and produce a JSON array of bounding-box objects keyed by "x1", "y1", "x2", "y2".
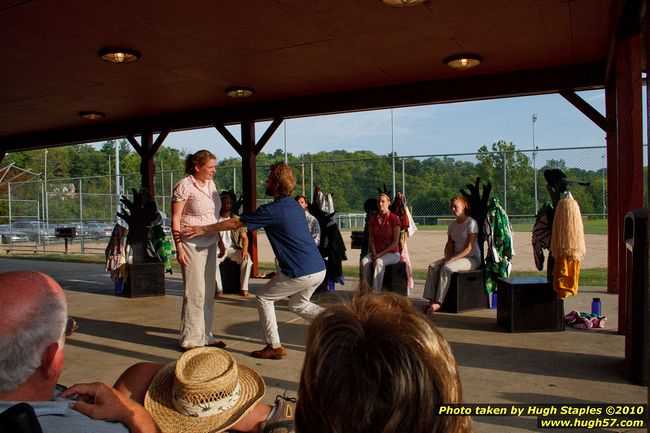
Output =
[
  {"x1": 144, "y1": 347, "x2": 296, "y2": 433},
  {"x1": 185, "y1": 162, "x2": 326, "y2": 360}
]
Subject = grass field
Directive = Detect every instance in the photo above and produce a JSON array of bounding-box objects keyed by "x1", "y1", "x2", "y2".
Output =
[
  {"x1": 343, "y1": 218, "x2": 608, "y2": 235},
  {"x1": 0, "y1": 254, "x2": 609, "y2": 287}
]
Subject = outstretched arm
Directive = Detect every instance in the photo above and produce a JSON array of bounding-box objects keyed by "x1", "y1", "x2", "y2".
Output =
[{"x1": 183, "y1": 217, "x2": 244, "y2": 239}]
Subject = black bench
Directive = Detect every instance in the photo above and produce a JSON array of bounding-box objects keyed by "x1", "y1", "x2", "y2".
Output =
[
  {"x1": 441, "y1": 269, "x2": 488, "y2": 313},
  {"x1": 382, "y1": 262, "x2": 408, "y2": 296},
  {"x1": 218, "y1": 259, "x2": 245, "y2": 294},
  {"x1": 497, "y1": 276, "x2": 564, "y2": 332}
]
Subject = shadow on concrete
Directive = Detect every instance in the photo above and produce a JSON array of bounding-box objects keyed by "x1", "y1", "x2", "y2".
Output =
[
  {"x1": 430, "y1": 314, "x2": 503, "y2": 332},
  {"x1": 67, "y1": 338, "x2": 176, "y2": 365},
  {"x1": 222, "y1": 321, "x2": 310, "y2": 350},
  {"x1": 451, "y1": 341, "x2": 628, "y2": 384},
  {"x1": 69, "y1": 317, "x2": 180, "y2": 352}
]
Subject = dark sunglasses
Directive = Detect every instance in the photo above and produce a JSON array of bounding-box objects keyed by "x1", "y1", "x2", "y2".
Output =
[{"x1": 65, "y1": 317, "x2": 78, "y2": 337}]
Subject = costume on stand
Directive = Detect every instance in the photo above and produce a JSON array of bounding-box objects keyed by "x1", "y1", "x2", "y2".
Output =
[
  {"x1": 483, "y1": 198, "x2": 514, "y2": 294},
  {"x1": 532, "y1": 202, "x2": 554, "y2": 271},
  {"x1": 311, "y1": 187, "x2": 347, "y2": 292},
  {"x1": 550, "y1": 191, "x2": 585, "y2": 299},
  {"x1": 105, "y1": 223, "x2": 128, "y2": 293},
  {"x1": 391, "y1": 192, "x2": 416, "y2": 290},
  {"x1": 149, "y1": 224, "x2": 175, "y2": 274}
]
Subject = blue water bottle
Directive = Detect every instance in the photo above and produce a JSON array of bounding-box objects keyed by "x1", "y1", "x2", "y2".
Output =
[{"x1": 591, "y1": 297, "x2": 601, "y2": 316}]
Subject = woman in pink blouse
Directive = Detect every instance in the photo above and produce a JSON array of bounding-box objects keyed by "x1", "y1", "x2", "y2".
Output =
[
  {"x1": 360, "y1": 192, "x2": 401, "y2": 292},
  {"x1": 171, "y1": 150, "x2": 226, "y2": 351}
]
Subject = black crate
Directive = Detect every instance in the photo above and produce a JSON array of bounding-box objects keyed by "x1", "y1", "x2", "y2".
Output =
[
  {"x1": 350, "y1": 231, "x2": 364, "y2": 249},
  {"x1": 441, "y1": 270, "x2": 487, "y2": 313},
  {"x1": 219, "y1": 259, "x2": 243, "y2": 294},
  {"x1": 382, "y1": 262, "x2": 408, "y2": 296},
  {"x1": 123, "y1": 263, "x2": 165, "y2": 297},
  {"x1": 497, "y1": 277, "x2": 564, "y2": 332}
]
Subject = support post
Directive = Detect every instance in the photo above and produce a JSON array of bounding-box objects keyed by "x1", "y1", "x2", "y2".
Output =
[
  {"x1": 241, "y1": 119, "x2": 259, "y2": 276},
  {"x1": 614, "y1": 32, "x2": 644, "y2": 334},
  {"x1": 127, "y1": 129, "x2": 169, "y2": 197},
  {"x1": 214, "y1": 118, "x2": 284, "y2": 276},
  {"x1": 606, "y1": 77, "x2": 618, "y2": 295}
]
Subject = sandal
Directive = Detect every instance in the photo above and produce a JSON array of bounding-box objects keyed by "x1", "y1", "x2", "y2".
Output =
[{"x1": 241, "y1": 290, "x2": 251, "y2": 297}]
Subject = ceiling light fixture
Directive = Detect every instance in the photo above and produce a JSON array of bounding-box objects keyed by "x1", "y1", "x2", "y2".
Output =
[
  {"x1": 381, "y1": 0, "x2": 427, "y2": 6},
  {"x1": 98, "y1": 48, "x2": 140, "y2": 64},
  {"x1": 78, "y1": 111, "x2": 106, "y2": 120},
  {"x1": 225, "y1": 87, "x2": 255, "y2": 98},
  {"x1": 444, "y1": 54, "x2": 482, "y2": 70}
]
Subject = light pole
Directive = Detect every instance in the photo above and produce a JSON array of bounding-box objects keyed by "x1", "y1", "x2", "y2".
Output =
[
  {"x1": 391, "y1": 109, "x2": 396, "y2": 196},
  {"x1": 44, "y1": 149, "x2": 49, "y2": 229},
  {"x1": 601, "y1": 154, "x2": 606, "y2": 216},
  {"x1": 532, "y1": 114, "x2": 538, "y2": 215}
]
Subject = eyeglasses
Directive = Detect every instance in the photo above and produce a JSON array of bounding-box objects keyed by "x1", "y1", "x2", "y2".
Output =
[{"x1": 65, "y1": 317, "x2": 78, "y2": 337}]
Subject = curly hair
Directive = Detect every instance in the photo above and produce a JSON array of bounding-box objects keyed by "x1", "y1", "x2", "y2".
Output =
[
  {"x1": 267, "y1": 162, "x2": 296, "y2": 196},
  {"x1": 296, "y1": 293, "x2": 471, "y2": 433},
  {"x1": 184, "y1": 150, "x2": 216, "y2": 175}
]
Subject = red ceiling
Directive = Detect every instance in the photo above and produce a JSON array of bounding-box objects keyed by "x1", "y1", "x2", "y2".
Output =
[{"x1": 0, "y1": 0, "x2": 615, "y2": 151}]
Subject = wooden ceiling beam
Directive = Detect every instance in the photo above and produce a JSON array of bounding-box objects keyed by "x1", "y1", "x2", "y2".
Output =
[{"x1": 0, "y1": 62, "x2": 605, "y2": 152}]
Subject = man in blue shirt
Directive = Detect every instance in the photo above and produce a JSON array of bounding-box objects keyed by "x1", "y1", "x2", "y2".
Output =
[
  {"x1": 0, "y1": 271, "x2": 160, "y2": 433},
  {"x1": 186, "y1": 162, "x2": 326, "y2": 359}
]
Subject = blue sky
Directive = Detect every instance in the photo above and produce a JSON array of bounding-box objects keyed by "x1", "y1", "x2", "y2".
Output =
[{"x1": 161, "y1": 89, "x2": 606, "y2": 161}]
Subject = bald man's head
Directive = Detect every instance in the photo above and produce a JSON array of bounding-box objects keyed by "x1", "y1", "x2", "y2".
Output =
[{"x1": 0, "y1": 271, "x2": 67, "y2": 393}]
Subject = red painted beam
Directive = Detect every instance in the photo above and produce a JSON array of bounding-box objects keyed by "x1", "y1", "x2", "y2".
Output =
[{"x1": 614, "y1": 33, "x2": 644, "y2": 335}]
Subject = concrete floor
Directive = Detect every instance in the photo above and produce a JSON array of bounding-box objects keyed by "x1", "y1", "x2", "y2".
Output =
[{"x1": 0, "y1": 258, "x2": 646, "y2": 432}]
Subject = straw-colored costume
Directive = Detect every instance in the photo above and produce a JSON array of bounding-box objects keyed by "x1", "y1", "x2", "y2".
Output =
[{"x1": 550, "y1": 192, "x2": 586, "y2": 298}]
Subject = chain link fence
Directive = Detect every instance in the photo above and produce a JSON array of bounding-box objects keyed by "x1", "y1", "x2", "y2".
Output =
[{"x1": 2, "y1": 145, "x2": 645, "y2": 273}]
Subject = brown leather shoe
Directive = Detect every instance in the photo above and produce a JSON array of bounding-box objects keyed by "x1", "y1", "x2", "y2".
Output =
[
  {"x1": 251, "y1": 344, "x2": 287, "y2": 359},
  {"x1": 208, "y1": 340, "x2": 227, "y2": 349}
]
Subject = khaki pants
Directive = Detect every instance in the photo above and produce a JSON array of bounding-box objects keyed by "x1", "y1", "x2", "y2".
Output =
[
  {"x1": 179, "y1": 241, "x2": 218, "y2": 348},
  {"x1": 422, "y1": 257, "x2": 481, "y2": 304},
  {"x1": 256, "y1": 269, "x2": 326, "y2": 348},
  {"x1": 360, "y1": 252, "x2": 401, "y2": 292}
]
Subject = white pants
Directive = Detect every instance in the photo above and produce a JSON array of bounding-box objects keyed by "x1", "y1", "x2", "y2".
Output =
[
  {"x1": 256, "y1": 269, "x2": 326, "y2": 348},
  {"x1": 422, "y1": 257, "x2": 481, "y2": 304},
  {"x1": 179, "y1": 241, "x2": 218, "y2": 348},
  {"x1": 360, "y1": 252, "x2": 401, "y2": 292},
  {"x1": 216, "y1": 246, "x2": 252, "y2": 292}
]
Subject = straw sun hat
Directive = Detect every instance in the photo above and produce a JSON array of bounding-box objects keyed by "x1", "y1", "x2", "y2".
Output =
[{"x1": 145, "y1": 347, "x2": 265, "y2": 433}]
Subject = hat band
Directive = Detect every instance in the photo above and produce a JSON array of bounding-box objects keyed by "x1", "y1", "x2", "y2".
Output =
[{"x1": 172, "y1": 381, "x2": 241, "y2": 417}]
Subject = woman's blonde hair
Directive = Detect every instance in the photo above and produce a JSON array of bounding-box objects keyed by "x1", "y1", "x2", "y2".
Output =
[
  {"x1": 268, "y1": 162, "x2": 296, "y2": 196},
  {"x1": 184, "y1": 150, "x2": 216, "y2": 175},
  {"x1": 296, "y1": 293, "x2": 471, "y2": 433}
]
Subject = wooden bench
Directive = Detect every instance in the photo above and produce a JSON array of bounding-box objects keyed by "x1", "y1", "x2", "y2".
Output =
[{"x1": 441, "y1": 269, "x2": 487, "y2": 313}]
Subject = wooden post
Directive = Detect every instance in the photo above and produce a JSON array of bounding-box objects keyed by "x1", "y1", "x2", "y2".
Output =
[
  {"x1": 605, "y1": 76, "x2": 618, "y2": 296},
  {"x1": 614, "y1": 32, "x2": 644, "y2": 334},
  {"x1": 241, "y1": 119, "x2": 259, "y2": 276},
  {"x1": 214, "y1": 118, "x2": 284, "y2": 276}
]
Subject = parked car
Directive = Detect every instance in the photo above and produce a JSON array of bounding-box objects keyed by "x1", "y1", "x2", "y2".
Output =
[
  {"x1": 11, "y1": 220, "x2": 55, "y2": 241},
  {"x1": 0, "y1": 224, "x2": 29, "y2": 243},
  {"x1": 86, "y1": 221, "x2": 113, "y2": 239}
]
